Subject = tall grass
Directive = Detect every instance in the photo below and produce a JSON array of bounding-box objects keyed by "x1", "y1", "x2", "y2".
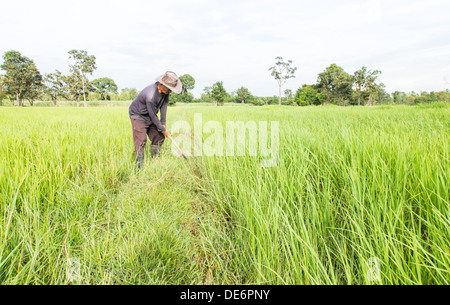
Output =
[
  {"x1": 0, "y1": 105, "x2": 448, "y2": 284},
  {"x1": 193, "y1": 105, "x2": 450, "y2": 284},
  {"x1": 0, "y1": 107, "x2": 233, "y2": 284}
]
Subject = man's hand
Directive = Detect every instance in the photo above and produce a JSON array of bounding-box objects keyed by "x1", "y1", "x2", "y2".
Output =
[{"x1": 163, "y1": 127, "x2": 170, "y2": 137}]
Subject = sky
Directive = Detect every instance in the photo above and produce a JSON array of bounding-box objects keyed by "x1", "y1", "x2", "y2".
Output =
[{"x1": 1, "y1": 0, "x2": 449, "y2": 98}]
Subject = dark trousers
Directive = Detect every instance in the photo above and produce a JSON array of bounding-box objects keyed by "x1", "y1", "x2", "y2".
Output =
[{"x1": 131, "y1": 119, "x2": 165, "y2": 154}]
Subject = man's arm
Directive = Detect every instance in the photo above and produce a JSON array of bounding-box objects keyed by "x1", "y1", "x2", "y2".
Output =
[
  {"x1": 160, "y1": 98, "x2": 168, "y2": 127},
  {"x1": 146, "y1": 98, "x2": 166, "y2": 133}
]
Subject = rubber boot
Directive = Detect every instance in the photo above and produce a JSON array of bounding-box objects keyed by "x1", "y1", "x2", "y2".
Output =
[
  {"x1": 135, "y1": 151, "x2": 145, "y2": 170},
  {"x1": 150, "y1": 145, "x2": 161, "y2": 158}
]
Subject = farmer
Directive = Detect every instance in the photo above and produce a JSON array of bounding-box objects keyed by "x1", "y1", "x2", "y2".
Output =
[{"x1": 129, "y1": 71, "x2": 183, "y2": 169}]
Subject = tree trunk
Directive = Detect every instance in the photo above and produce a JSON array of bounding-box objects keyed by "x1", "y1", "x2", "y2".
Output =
[
  {"x1": 278, "y1": 85, "x2": 281, "y2": 106},
  {"x1": 16, "y1": 93, "x2": 19, "y2": 106},
  {"x1": 82, "y1": 76, "x2": 87, "y2": 107},
  {"x1": 52, "y1": 97, "x2": 57, "y2": 107},
  {"x1": 241, "y1": 99, "x2": 244, "y2": 104},
  {"x1": 279, "y1": 85, "x2": 282, "y2": 105},
  {"x1": 77, "y1": 96, "x2": 80, "y2": 108},
  {"x1": 358, "y1": 96, "x2": 361, "y2": 106}
]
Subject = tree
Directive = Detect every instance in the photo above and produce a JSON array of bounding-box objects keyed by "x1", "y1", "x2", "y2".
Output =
[
  {"x1": 68, "y1": 49, "x2": 96, "y2": 107},
  {"x1": 44, "y1": 70, "x2": 66, "y2": 106},
  {"x1": 1, "y1": 50, "x2": 43, "y2": 106},
  {"x1": 354, "y1": 67, "x2": 367, "y2": 106},
  {"x1": 295, "y1": 84, "x2": 322, "y2": 106},
  {"x1": 179, "y1": 74, "x2": 195, "y2": 91},
  {"x1": 200, "y1": 86, "x2": 213, "y2": 104},
  {"x1": 170, "y1": 74, "x2": 196, "y2": 105},
  {"x1": 119, "y1": 88, "x2": 139, "y2": 101},
  {"x1": 236, "y1": 86, "x2": 251, "y2": 104},
  {"x1": 367, "y1": 83, "x2": 390, "y2": 105},
  {"x1": 268, "y1": 56, "x2": 297, "y2": 105},
  {"x1": 92, "y1": 77, "x2": 118, "y2": 100},
  {"x1": 284, "y1": 89, "x2": 293, "y2": 104},
  {"x1": 317, "y1": 64, "x2": 354, "y2": 106},
  {"x1": 119, "y1": 88, "x2": 138, "y2": 101},
  {"x1": 354, "y1": 67, "x2": 382, "y2": 106},
  {"x1": 63, "y1": 72, "x2": 95, "y2": 106},
  {"x1": 392, "y1": 91, "x2": 407, "y2": 104},
  {"x1": 367, "y1": 81, "x2": 384, "y2": 106},
  {"x1": 170, "y1": 92, "x2": 194, "y2": 105},
  {"x1": 0, "y1": 75, "x2": 7, "y2": 106},
  {"x1": 211, "y1": 81, "x2": 227, "y2": 106},
  {"x1": 436, "y1": 90, "x2": 450, "y2": 103}
]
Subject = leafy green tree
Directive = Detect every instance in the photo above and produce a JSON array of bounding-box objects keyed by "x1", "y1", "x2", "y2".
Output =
[
  {"x1": 44, "y1": 70, "x2": 66, "y2": 106},
  {"x1": 119, "y1": 88, "x2": 139, "y2": 101},
  {"x1": 236, "y1": 86, "x2": 251, "y2": 104},
  {"x1": 392, "y1": 91, "x2": 407, "y2": 104},
  {"x1": 428, "y1": 92, "x2": 438, "y2": 103},
  {"x1": 198, "y1": 86, "x2": 212, "y2": 104},
  {"x1": 169, "y1": 92, "x2": 194, "y2": 105},
  {"x1": 354, "y1": 67, "x2": 381, "y2": 106},
  {"x1": 268, "y1": 56, "x2": 297, "y2": 105},
  {"x1": 371, "y1": 83, "x2": 391, "y2": 105},
  {"x1": 92, "y1": 77, "x2": 118, "y2": 100},
  {"x1": 0, "y1": 74, "x2": 7, "y2": 106},
  {"x1": 317, "y1": 64, "x2": 354, "y2": 106},
  {"x1": 284, "y1": 89, "x2": 292, "y2": 102},
  {"x1": 63, "y1": 72, "x2": 82, "y2": 106},
  {"x1": 179, "y1": 74, "x2": 195, "y2": 91},
  {"x1": 68, "y1": 49, "x2": 96, "y2": 107},
  {"x1": 211, "y1": 81, "x2": 227, "y2": 106},
  {"x1": 170, "y1": 74, "x2": 196, "y2": 105},
  {"x1": 295, "y1": 84, "x2": 322, "y2": 106},
  {"x1": 129, "y1": 88, "x2": 138, "y2": 100},
  {"x1": 1, "y1": 50, "x2": 44, "y2": 106},
  {"x1": 63, "y1": 72, "x2": 95, "y2": 106},
  {"x1": 436, "y1": 90, "x2": 450, "y2": 103},
  {"x1": 200, "y1": 86, "x2": 213, "y2": 104},
  {"x1": 248, "y1": 96, "x2": 265, "y2": 106},
  {"x1": 406, "y1": 91, "x2": 419, "y2": 105},
  {"x1": 119, "y1": 88, "x2": 131, "y2": 101},
  {"x1": 367, "y1": 81, "x2": 384, "y2": 106},
  {"x1": 354, "y1": 66, "x2": 366, "y2": 105}
]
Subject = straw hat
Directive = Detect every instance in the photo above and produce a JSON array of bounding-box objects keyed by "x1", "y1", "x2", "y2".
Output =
[{"x1": 156, "y1": 71, "x2": 182, "y2": 94}]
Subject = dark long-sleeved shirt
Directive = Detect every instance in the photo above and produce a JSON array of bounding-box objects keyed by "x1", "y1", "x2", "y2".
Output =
[{"x1": 128, "y1": 82, "x2": 169, "y2": 132}]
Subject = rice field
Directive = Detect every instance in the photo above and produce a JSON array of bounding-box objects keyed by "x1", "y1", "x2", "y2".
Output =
[{"x1": 0, "y1": 103, "x2": 448, "y2": 284}]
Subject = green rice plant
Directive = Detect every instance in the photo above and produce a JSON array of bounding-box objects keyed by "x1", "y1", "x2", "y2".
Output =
[
  {"x1": 0, "y1": 107, "x2": 233, "y2": 284},
  {"x1": 0, "y1": 104, "x2": 448, "y2": 284},
  {"x1": 190, "y1": 105, "x2": 449, "y2": 284}
]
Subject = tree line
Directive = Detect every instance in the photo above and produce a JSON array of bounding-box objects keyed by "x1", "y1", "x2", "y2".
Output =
[
  {"x1": 0, "y1": 50, "x2": 199, "y2": 107},
  {"x1": 196, "y1": 57, "x2": 449, "y2": 106},
  {"x1": 1, "y1": 51, "x2": 448, "y2": 107},
  {"x1": 0, "y1": 50, "x2": 135, "y2": 107}
]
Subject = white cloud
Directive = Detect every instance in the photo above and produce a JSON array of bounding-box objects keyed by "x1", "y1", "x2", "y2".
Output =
[{"x1": 1, "y1": 0, "x2": 449, "y2": 98}]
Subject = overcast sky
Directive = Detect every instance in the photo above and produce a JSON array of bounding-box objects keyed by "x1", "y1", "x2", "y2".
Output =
[{"x1": 1, "y1": 0, "x2": 449, "y2": 98}]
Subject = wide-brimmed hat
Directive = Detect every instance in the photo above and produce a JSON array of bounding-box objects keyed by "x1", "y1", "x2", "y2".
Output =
[{"x1": 156, "y1": 71, "x2": 182, "y2": 94}]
